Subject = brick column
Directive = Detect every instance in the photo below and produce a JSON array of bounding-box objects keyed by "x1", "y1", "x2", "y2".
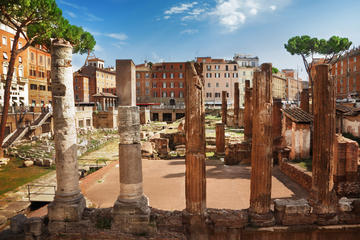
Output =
[
  {"x1": 273, "y1": 98, "x2": 283, "y2": 150},
  {"x1": 216, "y1": 123, "x2": 225, "y2": 155},
  {"x1": 221, "y1": 91, "x2": 227, "y2": 125},
  {"x1": 249, "y1": 63, "x2": 274, "y2": 227},
  {"x1": 300, "y1": 89, "x2": 310, "y2": 113},
  {"x1": 112, "y1": 60, "x2": 150, "y2": 233},
  {"x1": 47, "y1": 39, "x2": 85, "y2": 227},
  {"x1": 311, "y1": 64, "x2": 337, "y2": 225},
  {"x1": 244, "y1": 80, "x2": 252, "y2": 141},
  {"x1": 234, "y1": 82, "x2": 240, "y2": 127},
  {"x1": 185, "y1": 62, "x2": 206, "y2": 215}
]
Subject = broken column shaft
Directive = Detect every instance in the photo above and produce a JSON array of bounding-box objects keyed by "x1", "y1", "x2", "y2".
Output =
[
  {"x1": 112, "y1": 60, "x2": 150, "y2": 233},
  {"x1": 244, "y1": 80, "x2": 252, "y2": 141},
  {"x1": 48, "y1": 39, "x2": 85, "y2": 224},
  {"x1": 311, "y1": 64, "x2": 337, "y2": 224},
  {"x1": 185, "y1": 62, "x2": 206, "y2": 215},
  {"x1": 221, "y1": 91, "x2": 227, "y2": 125},
  {"x1": 234, "y1": 82, "x2": 240, "y2": 127},
  {"x1": 300, "y1": 89, "x2": 310, "y2": 113},
  {"x1": 216, "y1": 123, "x2": 225, "y2": 155},
  {"x1": 249, "y1": 63, "x2": 274, "y2": 227}
]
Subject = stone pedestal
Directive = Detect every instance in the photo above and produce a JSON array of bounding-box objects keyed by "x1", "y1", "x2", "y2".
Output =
[
  {"x1": 234, "y1": 82, "x2": 240, "y2": 127},
  {"x1": 215, "y1": 123, "x2": 225, "y2": 156},
  {"x1": 47, "y1": 39, "x2": 85, "y2": 229},
  {"x1": 249, "y1": 64, "x2": 275, "y2": 227},
  {"x1": 221, "y1": 91, "x2": 227, "y2": 125},
  {"x1": 185, "y1": 62, "x2": 206, "y2": 215},
  {"x1": 311, "y1": 64, "x2": 337, "y2": 225}
]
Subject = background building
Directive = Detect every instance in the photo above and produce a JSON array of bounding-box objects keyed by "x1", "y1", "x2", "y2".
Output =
[
  {"x1": 273, "y1": 72, "x2": 287, "y2": 99},
  {"x1": 197, "y1": 57, "x2": 239, "y2": 107}
]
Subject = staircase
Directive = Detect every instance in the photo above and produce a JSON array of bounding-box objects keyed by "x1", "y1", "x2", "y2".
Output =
[{"x1": 2, "y1": 111, "x2": 52, "y2": 148}]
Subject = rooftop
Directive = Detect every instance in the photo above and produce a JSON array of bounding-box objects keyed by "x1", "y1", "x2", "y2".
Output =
[{"x1": 282, "y1": 107, "x2": 313, "y2": 123}]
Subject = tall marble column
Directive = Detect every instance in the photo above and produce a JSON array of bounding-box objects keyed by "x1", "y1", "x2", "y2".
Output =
[
  {"x1": 311, "y1": 64, "x2": 337, "y2": 225},
  {"x1": 221, "y1": 91, "x2": 227, "y2": 125},
  {"x1": 112, "y1": 60, "x2": 150, "y2": 233},
  {"x1": 234, "y1": 82, "x2": 240, "y2": 127},
  {"x1": 249, "y1": 63, "x2": 274, "y2": 227},
  {"x1": 48, "y1": 39, "x2": 85, "y2": 225}
]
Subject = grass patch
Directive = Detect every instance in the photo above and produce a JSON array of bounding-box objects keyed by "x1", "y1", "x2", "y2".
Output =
[
  {"x1": 0, "y1": 157, "x2": 54, "y2": 196},
  {"x1": 292, "y1": 157, "x2": 312, "y2": 171},
  {"x1": 205, "y1": 115, "x2": 221, "y2": 121}
]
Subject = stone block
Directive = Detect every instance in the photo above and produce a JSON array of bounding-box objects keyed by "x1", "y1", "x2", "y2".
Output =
[
  {"x1": 274, "y1": 199, "x2": 315, "y2": 225},
  {"x1": 150, "y1": 138, "x2": 169, "y2": 158},
  {"x1": 338, "y1": 197, "x2": 353, "y2": 212},
  {"x1": 10, "y1": 214, "x2": 27, "y2": 233},
  {"x1": 23, "y1": 160, "x2": 34, "y2": 167},
  {"x1": 24, "y1": 217, "x2": 44, "y2": 237},
  {"x1": 48, "y1": 196, "x2": 86, "y2": 222}
]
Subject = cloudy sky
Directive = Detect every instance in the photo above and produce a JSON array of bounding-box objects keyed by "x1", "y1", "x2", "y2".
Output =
[{"x1": 57, "y1": 0, "x2": 360, "y2": 80}]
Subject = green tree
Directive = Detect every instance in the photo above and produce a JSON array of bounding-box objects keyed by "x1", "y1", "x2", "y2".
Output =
[
  {"x1": 284, "y1": 35, "x2": 352, "y2": 89},
  {"x1": 272, "y1": 67, "x2": 279, "y2": 74},
  {"x1": 0, "y1": 0, "x2": 96, "y2": 152}
]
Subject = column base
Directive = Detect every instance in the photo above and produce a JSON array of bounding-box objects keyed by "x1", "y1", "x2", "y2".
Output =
[
  {"x1": 182, "y1": 211, "x2": 208, "y2": 240},
  {"x1": 47, "y1": 193, "x2": 86, "y2": 223},
  {"x1": 112, "y1": 195, "x2": 151, "y2": 234},
  {"x1": 249, "y1": 211, "x2": 275, "y2": 227}
]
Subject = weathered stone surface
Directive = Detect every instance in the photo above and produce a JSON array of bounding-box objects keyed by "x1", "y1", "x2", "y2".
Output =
[
  {"x1": 224, "y1": 143, "x2": 241, "y2": 165},
  {"x1": 24, "y1": 217, "x2": 44, "y2": 237},
  {"x1": 300, "y1": 88, "x2": 310, "y2": 113},
  {"x1": 150, "y1": 138, "x2": 169, "y2": 158},
  {"x1": 10, "y1": 214, "x2": 27, "y2": 233},
  {"x1": 116, "y1": 60, "x2": 136, "y2": 106},
  {"x1": 274, "y1": 199, "x2": 315, "y2": 225},
  {"x1": 118, "y1": 106, "x2": 140, "y2": 144},
  {"x1": 48, "y1": 39, "x2": 85, "y2": 224},
  {"x1": 311, "y1": 64, "x2": 337, "y2": 220},
  {"x1": 234, "y1": 82, "x2": 240, "y2": 127},
  {"x1": 215, "y1": 123, "x2": 225, "y2": 155},
  {"x1": 338, "y1": 197, "x2": 353, "y2": 212},
  {"x1": 23, "y1": 160, "x2": 34, "y2": 167},
  {"x1": 141, "y1": 141, "x2": 154, "y2": 157},
  {"x1": 249, "y1": 63, "x2": 274, "y2": 227},
  {"x1": 185, "y1": 62, "x2": 206, "y2": 215},
  {"x1": 221, "y1": 91, "x2": 227, "y2": 125},
  {"x1": 244, "y1": 80, "x2": 252, "y2": 141}
]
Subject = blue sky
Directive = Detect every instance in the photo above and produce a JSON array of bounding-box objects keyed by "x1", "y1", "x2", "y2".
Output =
[{"x1": 57, "y1": 0, "x2": 360, "y2": 80}]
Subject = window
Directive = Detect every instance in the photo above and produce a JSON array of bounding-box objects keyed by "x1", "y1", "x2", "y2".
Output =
[
  {"x1": 163, "y1": 82, "x2": 166, "y2": 88},
  {"x1": 216, "y1": 82, "x2": 219, "y2": 87},
  {"x1": 353, "y1": 77, "x2": 356, "y2": 90},
  {"x1": 227, "y1": 92, "x2": 229, "y2": 97},
  {"x1": 18, "y1": 42, "x2": 22, "y2": 49},
  {"x1": 154, "y1": 92, "x2": 158, "y2": 97},
  {"x1": 152, "y1": 73, "x2": 156, "y2": 78},
  {"x1": 163, "y1": 73, "x2": 166, "y2": 79},
  {"x1": 145, "y1": 81, "x2": 150, "y2": 87},
  {"x1": 207, "y1": 65, "x2": 211, "y2": 70},
  {"x1": 18, "y1": 66, "x2": 23, "y2": 77},
  {"x1": 170, "y1": 91, "x2": 175, "y2": 98},
  {"x1": 145, "y1": 73, "x2": 149, "y2": 78},
  {"x1": 2, "y1": 62, "x2": 8, "y2": 74},
  {"x1": 3, "y1": 52, "x2": 8, "y2": 59},
  {"x1": 31, "y1": 52, "x2": 34, "y2": 62},
  {"x1": 234, "y1": 65, "x2": 237, "y2": 71},
  {"x1": 145, "y1": 89, "x2": 150, "y2": 95},
  {"x1": 243, "y1": 71, "x2": 246, "y2": 76},
  {"x1": 341, "y1": 69, "x2": 343, "y2": 74},
  {"x1": 179, "y1": 82, "x2": 184, "y2": 88},
  {"x1": 75, "y1": 86, "x2": 78, "y2": 90},
  {"x1": 162, "y1": 92, "x2": 167, "y2": 97},
  {"x1": 18, "y1": 56, "x2": 22, "y2": 63},
  {"x1": 226, "y1": 82, "x2": 229, "y2": 87},
  {"x1": 179, "y1": 73, "x2": 183, "y2": 79},
  {"x1": 170, "y1": 73, "x2": 174, "y2": 79},
  {"x1": 152, "y1": 82, "x2": 157, "y2": 88},
  {"x1": 48, "y1": 86, "x2": 52, "y2": 91},
  {"x1": 179, "y1": 91, "x2": 183, "y2": 98},
  {"x1": 206, "y1": 92, "x2": 212, "y2": 98},
  {"x1": 10, "y1": 39, "x2": 13, "y2": 49},
  {"x1": 180, "y1": 64, "x2": 183, "y2": 69},
  {"x1": 354, "y1": 57, "x2": 357, "y2": 63},
  {"x1": 40, "y1": 56, "x2": 43, "y2": 64},
  {"x1": 136, "y1": 73, "x2": 140, "y2": 78},
  {"x1": 170, "y1": 82, "x2": 174, "y2": 88},
  {"x1": 29, "y1": 66, "x2": 36, "y2": 77},
  {"x1": 215, "y1": 92, "x2": 220, "y2": 98},
  {"x1": 136, "y1": 81, "x2": 140, "y2": 87},
  {"x1": 39, "y1": 85, "x2": 46, "y2": 91},
  {"x1": 30, "y1": 84, "x2": 37, "y2": 90},
  {"x1": 2, "y1": 36, "x2": 6, "y2": 45},
  {"x1": 32, "y1": 100, "x2": 36, "y2": 106},
  {"x1": 354, "y1": 65, "x2": 357, "y2": 72},
  {"x1": 207, "y1": 83, "x2": 211, "y2": 87},
  {"x1": 225, "y1": 65, "x2": 229, "y2": 71}
]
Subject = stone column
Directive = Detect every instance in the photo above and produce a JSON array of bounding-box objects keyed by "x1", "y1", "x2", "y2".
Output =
[
  {"x1": 234, "y1": 82, "x2": 240, "y2": 127},
  {"x1": 249, "y1": 63, "x2": 274, "y2": 227},
  {"x1": 185, "y1": 62, "x2": 206, "y2": 215},
  {"x1": 272, "y1": 98, "x2": 283, "y2": 149},
  {"x1": 47, "y1": 39, "x2": 85, "y2": 226},
  {"x1": 215, "y1": 123, "x2": 225, "y2": 156},
  {"x1": 300, "y1": 89, "x2": 310, "y2": 113},
  {"x1": 221, "y1": 91, "x2": 227, "y2": 125},
  {"x1": 244, "y1": 80, "x2": 252, "y2": 141},
  {"x1": 311, "y1": 64, "x2": 337, "y2": 225},
  {"x1": 112, "y1": 60, "x2": 150, "y2": 234}
]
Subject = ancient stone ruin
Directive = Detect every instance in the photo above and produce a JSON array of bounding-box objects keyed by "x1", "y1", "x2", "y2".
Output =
[{"x1": 3, "y1": 41, "x2": 360, "y2": 240}]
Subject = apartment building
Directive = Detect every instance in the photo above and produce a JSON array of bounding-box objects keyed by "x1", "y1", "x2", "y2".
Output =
[
  {"x1": 27, "y1": 45, "x2": 52, "y2": 107},
  {"x1": 233, "y1": 54, "x2": 258, "y2": 106},
  {"x1": 75, "y1": 57, "x2": 116, "y2": 103},
  {"x1": 0, "y1": 23, "x2": 28, "y2": 106},
  {"x1": 282, "y1": 69, "x2": 303, "y2": 101},
  {"x1": 196, "y1": 57, "x2": 239, "y2": 106},
  {"x1": 273, "y1": 72, "x2": 287, "y2": 99},
  {"x1": 331, "y1": 47, "x2": 360, "y2": 99}
]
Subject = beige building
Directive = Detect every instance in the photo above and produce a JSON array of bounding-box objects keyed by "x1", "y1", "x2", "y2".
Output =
[
  {"x1": 273, "y1": 72, "x2": 287, "y2": 99},
  {"x1": 282, "y1": 69, "x2": 303, "y2": 101},
  {"x1": 196, "y1": 57, "x2": 239, "y2": 106}
]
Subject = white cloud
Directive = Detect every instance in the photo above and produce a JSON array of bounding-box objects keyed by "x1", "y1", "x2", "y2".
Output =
[
  {"x1": 181, "y1": 29, "x2": 199, "y2": 34},
  {"x1": 112, "y1": 42, "x2": 126, "y2": 49},
  {"x1": 59, "y1": 0, "x2": 87, "y2": 11},
  {"x1": 211, "y1": 0, "x2": 291, "y2": 31},
  {"x1": 164, "y1": 15, "x2": 170, "y2": 19},
  {"x1": 86, "y1": 13, "x2": 103, "y2": 22},
  {"x1": 151, "y1": 52, "x2": 164, "y2": 63},
  {"x1": 106, "y1": 33, "x2": 128, "y2": 41},
  {"x1": 94, "y1": 44, "x2": 104, "y2": 52},
  {"x1": 65, "y1": 10, "x2": 77, "y2": 18},
  {"x1": 164, "y1": 2, "x2": 198, "y2": 15}
]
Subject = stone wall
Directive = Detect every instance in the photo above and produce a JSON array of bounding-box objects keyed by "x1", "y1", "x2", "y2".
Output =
[
  {"x1": 343, "y1": 116, "x2": 360, "y2": 137},
  {"x1": 278, "y1": 158, "x2": 312, "y2": 192},
  {"x1": 93, "y1": 110, "x2": 118, "y2": 129},
  {"x1": 75, "y1": 106, "x2": 93, "y2": 129}
]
